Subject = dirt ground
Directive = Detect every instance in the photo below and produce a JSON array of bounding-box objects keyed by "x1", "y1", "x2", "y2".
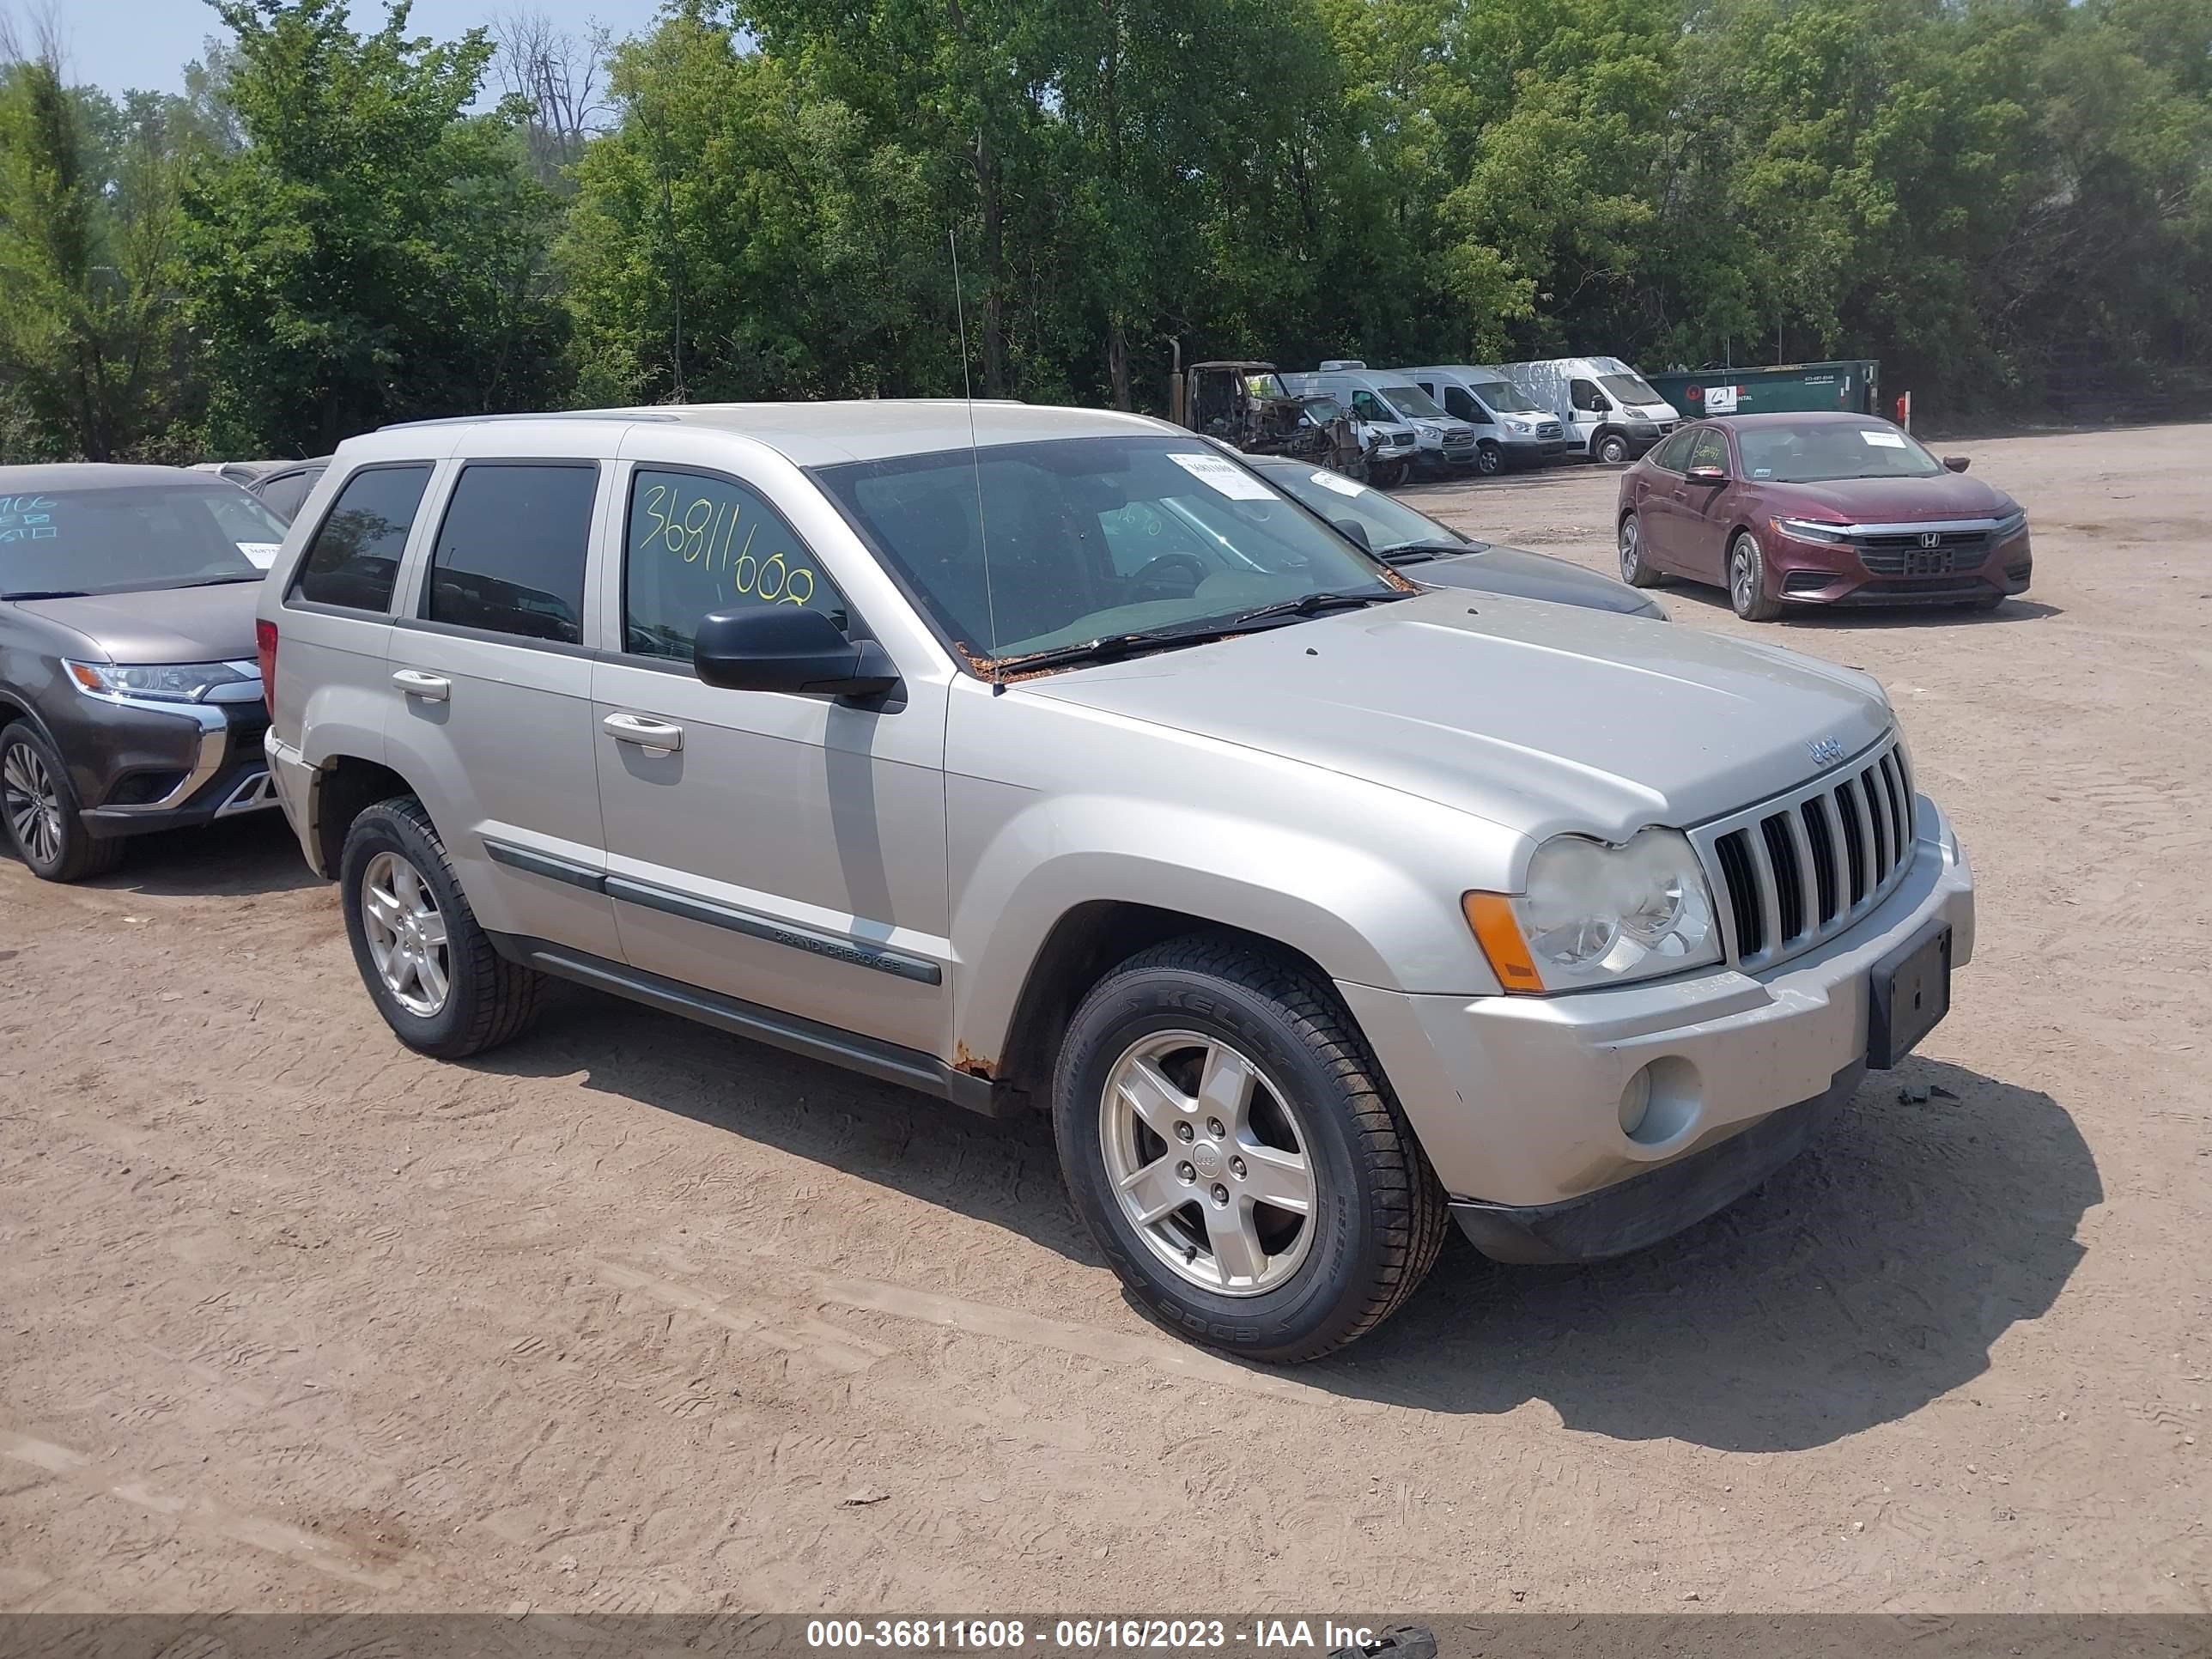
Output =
[{"x1": 2, "y1": 423, "x2": 2207, "y2": 1618}]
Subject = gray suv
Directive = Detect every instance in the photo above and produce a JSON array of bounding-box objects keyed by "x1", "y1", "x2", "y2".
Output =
[
  {"x1": 2, "y1": 465, "x2": 286, "y2": 880},
  {"x1": 258, "y1": 405, "x2": 1975, "y2": 1362}
]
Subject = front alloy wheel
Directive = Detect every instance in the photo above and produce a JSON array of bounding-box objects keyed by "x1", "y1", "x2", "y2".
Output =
[
  {"x1": 2, "y1": 740, "x2": 63, "y2": 870},
  {"x1": 1729, "y1": 532, "x2": 1782, "y2": 621},
  {"x1": 1099, "y1": 1030, "x2": 1316, "y2": 1295}
]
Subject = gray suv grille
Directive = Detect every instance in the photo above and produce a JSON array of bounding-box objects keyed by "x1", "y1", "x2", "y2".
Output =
[{"x1": 1691, "y1": 735, "x2": 1917, "y2": 971}]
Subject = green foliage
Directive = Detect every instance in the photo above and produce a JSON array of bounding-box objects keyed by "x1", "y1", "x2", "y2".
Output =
[
  {"x1": 178, "y1": 0, "x2": 568, "y2": 453},
  {"x1": 0, "y1": 0, "x2": 2205, "y2": 458}
]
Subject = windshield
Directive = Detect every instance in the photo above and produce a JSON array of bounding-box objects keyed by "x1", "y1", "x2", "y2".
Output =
[
  {"x1": 815, "y1": 437, "x2": 1400, "y2": 665},
  {"x1": 1469, "y1": 380, "x2": 1544, "y2": 415},
  {"x1": 1600, "y1": 373, "x2": 1662, "y2": 407},
  {"x1": 1379, "y1": 385, "x2": 1446, "y2": 420},
  {"x1": 1261, "y1": 465, "x2": 1474, "y2": 558},
  {"x1": 1736, "y1": 422, "x2": 1945, "y2": 483},
  {"x1": 0, "y1": 481, "x2": 283, "y2": 598},
  {"x1": 1244, "y1": 372, "x2": 1289, "y2": 399}
]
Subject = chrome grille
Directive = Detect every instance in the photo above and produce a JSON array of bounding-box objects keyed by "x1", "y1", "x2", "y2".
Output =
[{"x1": 1692, "y1": 735, "x2": 1917, "y2": 970}]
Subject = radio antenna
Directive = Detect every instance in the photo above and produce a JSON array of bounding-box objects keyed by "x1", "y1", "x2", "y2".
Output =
[{"x1": 949, "y1": 228, "x2": 1000, "y2": 675}]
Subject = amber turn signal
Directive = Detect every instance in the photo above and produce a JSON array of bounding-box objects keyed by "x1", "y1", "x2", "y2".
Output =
[{"x1": 1462, "y1": 892, "x2": 1545, "y2": 993}]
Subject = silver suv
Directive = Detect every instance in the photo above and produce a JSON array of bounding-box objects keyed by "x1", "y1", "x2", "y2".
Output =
[{"x1": 258, "y1": 404, "x2": 1975, "y2": 1362}]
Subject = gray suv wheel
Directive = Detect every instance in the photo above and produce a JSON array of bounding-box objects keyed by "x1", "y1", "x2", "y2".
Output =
[{"x1": 1053, "y1": 934, "x2": 1449, "y2": 1362}]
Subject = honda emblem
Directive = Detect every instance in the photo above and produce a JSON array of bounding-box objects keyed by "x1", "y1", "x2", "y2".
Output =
[{"x1": 1918, "y1": 531, "x2": 1942, "y2": 549}]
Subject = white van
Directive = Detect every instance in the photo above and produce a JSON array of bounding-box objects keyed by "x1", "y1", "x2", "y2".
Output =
[
  {"x1": 1493, "y1": 357, "x2": 1680, "y2": 464},
  {"x1": 1285, "y1": 363, "x2": 1480, "y2": 475},
  {"x1": 1397, "y1": 367, "x2": 1570, "y2": 473}
]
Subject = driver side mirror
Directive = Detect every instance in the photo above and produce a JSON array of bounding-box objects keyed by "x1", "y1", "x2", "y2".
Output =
[
  {"x1": 1686, "y1": 464, "x2": 1729, "y2": 484},
  {"x1": 1331, "y1": 517, "x2": 1373, "y2": 551},
  {"x1": 693, "y1": 606, "x2": 898, "y2": 700},
  {"x1": 1942, "y1": 455, "x2": 1971, "y2": 473}
]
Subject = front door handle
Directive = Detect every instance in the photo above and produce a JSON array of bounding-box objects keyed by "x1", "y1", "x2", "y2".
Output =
[
  {"x1": 603, "y1": 712, "x2": 684, "y2": 752},
  {"x1": 392, "y1": 669, "x2": 451, "y2": 702}
]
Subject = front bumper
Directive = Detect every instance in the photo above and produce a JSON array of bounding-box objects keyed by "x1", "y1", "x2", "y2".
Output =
[
  {"x1": 57, "y1": 693, "x2": 280, "y2": 839},
  {"x1": 1771, "y1": 529, "x2": 2033, "y2": 607},
  {"x1": 1337, "y1": 799, "x2": 1974, "y2": 1250}
]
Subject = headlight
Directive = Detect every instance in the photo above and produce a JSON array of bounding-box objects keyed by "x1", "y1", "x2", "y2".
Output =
[
  {"x1": 1462, "y1": 828, "x2": 1723, "y2": 994},
  {"x1": 65, "y1": 659, "x2": 258, "y2": 704},
  {"x1": 1413, "y1": 422, "x2": 1441, "y2": 437},
  {"x1": 1993, "y1": 509, "x2": 2027, "y2": 541},
  {"x1": 1772, "y1": 517, "x2": 1850, "y2": 544}
]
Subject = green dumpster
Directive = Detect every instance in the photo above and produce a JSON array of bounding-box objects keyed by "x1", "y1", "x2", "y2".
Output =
[{"x1": 1649, "y1": 360, "x2": 1881, "y2": 420}]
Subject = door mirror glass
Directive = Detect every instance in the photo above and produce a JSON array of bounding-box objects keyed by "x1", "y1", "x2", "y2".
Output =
[
  {"x1": 692, "y1": 605, "x2": 898, "y2": 699},
  {"x1": 1942, "y1": 455, "x2": 1971, "y2": 473}
]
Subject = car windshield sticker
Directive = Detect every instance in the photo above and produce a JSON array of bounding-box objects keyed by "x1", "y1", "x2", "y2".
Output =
[
  {"x1": 1860, "y1": 429, "x2": 1907, "y2": 447},
  {"x1": 1167, "y1": 452, "x2": 1277, "y2": 501},
  {"x1": 1306, "y1": 470, "x2": 1365, "y2": 498},
  {"x1": 0, "y1": 494, "x2": 58, "y2": 544},
  {"x1": 1752, "y1": 467, "x2": 1774, "y2": 478},
  {"x1": 235, "y1": 541, "x2": 282, "y2": 567}
]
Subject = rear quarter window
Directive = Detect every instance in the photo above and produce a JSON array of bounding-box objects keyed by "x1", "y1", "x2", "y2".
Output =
[{"x1": 290, "y1": 465, "x2": 433, "y2": 612}]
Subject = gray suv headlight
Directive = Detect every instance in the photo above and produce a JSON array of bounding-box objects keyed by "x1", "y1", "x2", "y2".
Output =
[
  {"x1": 65, "y1": 659, "x2": 258, "y2": 704},
  {"x1": 1464, "y1": 828, "x2": 1723, "y2": 994}
]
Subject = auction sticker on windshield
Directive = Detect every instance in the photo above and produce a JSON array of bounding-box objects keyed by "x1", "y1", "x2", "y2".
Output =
[
  {"x1": 1306, "y1": 470, "x2": 1364, "y2": 497},
  {"x1": 1861, "y1": 429, "x2": 1907, "y2": 447},
  {"x1": 236, "y1": 541, "x2": 282, "y2": 568},
  {"x1": 1168, "y1": 452, "x2": 1277, "y2": 500}
]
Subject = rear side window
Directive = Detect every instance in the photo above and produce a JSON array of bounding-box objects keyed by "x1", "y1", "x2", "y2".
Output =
[
  {"x1": 293, "y1": 465, "x2": 431, "y2": 612},
  {"x1": 257, "y1": 468, "x2": 319, "y2": 523},
  {"x1": 623, "y1": 468, "x2": 849, "y2": 662},
  {"x1": 423, "y1": 463, "x2": 598, "y2": 645}
]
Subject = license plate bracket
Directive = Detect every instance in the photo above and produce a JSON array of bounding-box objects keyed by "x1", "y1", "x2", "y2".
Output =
[{"x1": 1869, "y1": 921, "x2": 1952, "y2": 1070}]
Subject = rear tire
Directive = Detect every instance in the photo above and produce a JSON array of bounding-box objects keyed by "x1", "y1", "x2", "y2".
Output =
[
  {"x1": 1053, "y1": 934, "x2": 1449, "y2": 1363},
  {"x1": 340, "y1": 795, "x2": 542, "y2": 1059},
  {"x1": 1729, "y1": 532, "x2": 1783, "y2": 621},
  {"x1": 1618, "y1": 512, "x2": 1663, "y2": 588},
  {"x1": 2, "y1": 722, "x2": 124, "y2": 883}
]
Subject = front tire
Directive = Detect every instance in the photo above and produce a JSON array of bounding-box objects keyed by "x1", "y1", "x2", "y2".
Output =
[
  {"x1": 1729, "y1": 532, "x2": 1783, "y2": 621},
  {"x1": 1053, "y1": 935, "x2": 1449, "y2": 1363},
  {"x1": 1474, "y1": 441, "x2": 1503, "y2": 477},
  {"x1": 1618, "y1": 512, "x2": 1663, "y2": 588},
  {"x1": 1595, "y1": 432, "x2": 1632, "y2": 465},
  {"x1": 2, "y1": 722, "x2": 123, "y2": 883},
  {"x1": 340, "y1": 796, "x2": 541, "y2": 1059}
]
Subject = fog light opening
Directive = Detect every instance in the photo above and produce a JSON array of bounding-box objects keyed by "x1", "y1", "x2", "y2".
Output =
[{"x1": 1618, "y1": 1068, "x2": 1653, "y2": 1138}]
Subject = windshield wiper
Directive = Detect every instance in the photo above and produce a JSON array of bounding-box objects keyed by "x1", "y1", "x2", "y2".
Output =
[
  {"x1": 1227, "y1": 586, "x2": 1413, "y2": 626},
  {"x1": 1, "y1": 588, "x2": 88, "y2": 600},
  {"x1": 1378, "y1": 539, "x2": 1484, "y2": 564}
]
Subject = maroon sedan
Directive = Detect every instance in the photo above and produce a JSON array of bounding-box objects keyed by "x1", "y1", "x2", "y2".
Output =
[{"x1": 1613, "y1": 412, "x2": 2033, "y2": 620}]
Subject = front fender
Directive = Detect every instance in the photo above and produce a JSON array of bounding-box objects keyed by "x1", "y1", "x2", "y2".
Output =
[{"x1": 948, "y1": 781, "x2": 1513, "y2": 1069}]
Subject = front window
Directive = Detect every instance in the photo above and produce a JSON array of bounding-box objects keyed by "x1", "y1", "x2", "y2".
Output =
[
  {"x1": 814, "y1": 437, "x2": 1401, "y2": 666},
  {"x1": 1378, "y1": 385, "x2": 1445, "y2": 420},
  {"x1": 1736, "y1": 422, "x2": 1945, "y2": 483},
  {"x1": 1468, "y1": 380, "x2": 1545, "y2": 414},
  {"x1": 1600, "y1": 372, "x2": 1661, "y2": 407},
  {"x1": 623, "y1": 468, "x2": 852, "y2": 661},
  {"x1": 0, "y1": 480, "x2": 283, "y2": 599},
  {"x1": 1267, "y1": 467, "x2": 1474, "y2": 560}
]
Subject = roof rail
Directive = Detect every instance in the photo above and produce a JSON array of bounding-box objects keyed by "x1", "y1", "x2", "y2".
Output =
[{"x1": 374, "y1": 410, "x2": 682, "y2": 432}]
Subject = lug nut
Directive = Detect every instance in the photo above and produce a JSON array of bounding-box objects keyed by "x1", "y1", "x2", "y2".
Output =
[
  {"x1": 1175, "y1": 1121, "x2": 1194, "y2": 1142},
  {"x1": 1176, "y1": 1162, "x2": 1196, "y2": 1183},
  {"x1": 1229, "y1": 1156, "x2": 1246, "y2": 1178},
  {"x1": 1210, "y1": 1183, "x2": 1230, "y2": 1205},
  {"x1": 1206, "y1": 1117, "x2": 1225, "y2": 1139}
]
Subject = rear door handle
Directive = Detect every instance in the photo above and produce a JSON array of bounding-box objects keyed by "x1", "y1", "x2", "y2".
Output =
[
  {"x1": 603, "y1": 712, "x2": 684, "y2": 751},
  {"x1": 391, "y1": 669, "x2": 450, "y2": 702}
]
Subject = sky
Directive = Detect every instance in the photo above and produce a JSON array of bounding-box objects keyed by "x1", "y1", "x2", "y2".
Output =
[{"x1": 54, "y1": 0, "x2": 664, "y2": 97}]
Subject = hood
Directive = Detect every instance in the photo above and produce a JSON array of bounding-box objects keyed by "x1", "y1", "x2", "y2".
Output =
[
  {"x1": 1020, "y1": 589, "x2": 1890, "y2": 842},
  {"x1": 13, "y1": 580, "x2": 264, "y2": 663},
  {"x1": 1416, "y1": 545, "x2": 1664, "y2": 618},
  {"x1": 1762, "y1": 473, "x2": 2014, "y2": 525}
]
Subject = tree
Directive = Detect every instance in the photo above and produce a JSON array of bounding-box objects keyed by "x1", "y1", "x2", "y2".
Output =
[{"x1": 179, "y1": 0, "x2": 568, "y2": 454}]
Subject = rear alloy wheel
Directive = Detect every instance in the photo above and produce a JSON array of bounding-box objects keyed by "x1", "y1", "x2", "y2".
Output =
[
  {"x1": 1474, "y1": 441, "x2": 1503, "y2": 477},
  {"x1": 1596, "y1": 433, "x2": 1632, "y2": 465},
  {"x1": 1, "y1": 723, "x2": 122, "y2": 883},
  {"x1": 1729, "y1": 532, "x2": 1783, "y2": 621},
  {"x1": 1054, "y1": 934, "x2": 1449, "y2": 1362},
  {"x1": 1618, "y1": 512, "x2": 1662, "y2": 588}
]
